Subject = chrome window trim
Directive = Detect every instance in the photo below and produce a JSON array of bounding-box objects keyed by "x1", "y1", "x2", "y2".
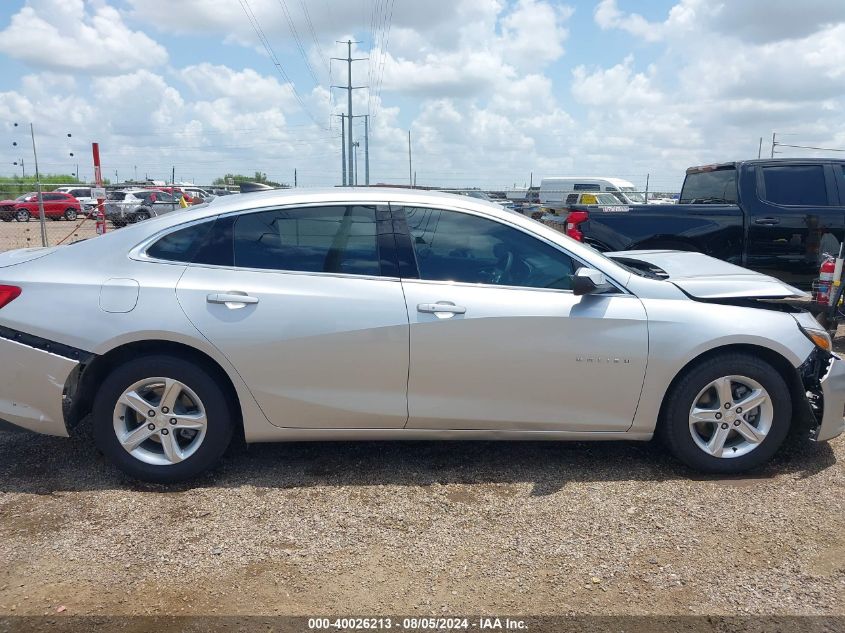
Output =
[{"x1": 129, "y1": 200, "x2": 630, "y2": 293}]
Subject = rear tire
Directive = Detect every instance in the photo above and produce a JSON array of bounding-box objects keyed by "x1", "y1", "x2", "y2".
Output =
[
  {"x1": 92, "y1": 355, "x2": 235, "y2": 483},
  {"x1": 134, "y1": 210, "x2": 151, "y2": 222},
  {"x1": 659, "y1": 353, "x2": 791, "y2": 473},
  {"x1": 64, "y1": 208, "x2": 78, "y2": 221}
]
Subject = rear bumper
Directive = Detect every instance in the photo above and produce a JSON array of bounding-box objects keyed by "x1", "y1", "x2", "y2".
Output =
[
  {"x1": 0, "y1": 336, "x2": 78, "y2": 437},
  {"x1": 816, "y1": 353, "x2": 845, "y2": 442}
]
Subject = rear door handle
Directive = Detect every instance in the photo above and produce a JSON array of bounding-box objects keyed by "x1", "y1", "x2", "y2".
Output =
[
  {"x1": 207, "y1": 292, "x2": 259, "y2": 307},
  {"x1": 417, "y1": 302, "x2": 466, "y2": 315},
  {"x1": 754, "y1": 217, "x2": 780, "y2": 225}
]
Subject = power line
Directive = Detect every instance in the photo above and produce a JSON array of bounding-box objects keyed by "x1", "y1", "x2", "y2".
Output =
[
  {"x1": 372, "y1": 0, "x2": 395, "y2": 118},
  {"x1": 237, "y1": 0, "x2": 324, "y2": 128},
  {"x1": 298, "y1": 0, "x2": 330, "y2": 74},
  {"x1": 276, "y1": 0, "x2": 320, "y2": 85}
]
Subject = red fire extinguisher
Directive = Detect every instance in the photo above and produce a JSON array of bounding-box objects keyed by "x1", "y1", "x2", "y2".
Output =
[{"x1": 816, "y1": 256, "x2": 836, "y2": 304}]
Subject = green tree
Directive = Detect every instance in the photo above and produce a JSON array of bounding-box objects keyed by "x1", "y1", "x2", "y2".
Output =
[
  {"x1": 0, "y1": 174, "x2": 81, "y2": 200},
  {"x1": 212, "y1": 172, "x2": 289, "y2": 188}
]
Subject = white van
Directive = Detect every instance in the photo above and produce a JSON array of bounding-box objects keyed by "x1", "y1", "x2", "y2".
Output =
[{"x1": 539, "y1": 177, "x2": 645, "y2": 207}]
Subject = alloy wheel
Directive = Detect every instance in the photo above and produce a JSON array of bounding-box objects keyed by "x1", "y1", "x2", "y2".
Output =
[
  {"x1": 688, "y1": 375, "x2": 773, "y2": 459},
  {"x1": 112, "y1": 377, "x2": 208, "y2": 466}
]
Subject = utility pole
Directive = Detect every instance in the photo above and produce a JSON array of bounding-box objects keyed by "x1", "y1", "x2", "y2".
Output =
[
  {"x1": 364, "y1": 115, "x2": 370, "y2": 186},
  {"x1": 353, "y1": 141, "x2": 360, "y2": 186},
  {"x1": 644, "y1": 173, "x2": 650, "y2": 203},
  {"x1": 408, "y1": 130, "x2": 413, "y2": 187},
  {"x1": 771, "y1": 132, "x2": 776, "y2": 158},
  {"x1": 758, "y1": 137, "x2": 763, "y2": 159},
  {"x1": 338, "y1": 114, "x2": 347, "y2": 186},
  {"x1": 294, "y1": 168, "x2": 297, "y2": 187},
  {"x1": 29, "y1": 124, "x2": 48, "y2": 247},
  {"x1": 332, "y1": 40, "x2": 367, "y2": 187}
]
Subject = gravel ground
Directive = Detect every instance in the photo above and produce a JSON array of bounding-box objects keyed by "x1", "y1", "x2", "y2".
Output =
[
  {"x1": 0, "y1": 218, "x2": 109, "y2": 252},
  {"x1": 0, "y1": 423, "x2": 842, "y2": 617}
]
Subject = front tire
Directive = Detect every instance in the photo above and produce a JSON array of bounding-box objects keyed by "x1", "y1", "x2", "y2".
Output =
[
  {"x1": 15, "y1": 209, "x2": 30, "y2": 222},
  {"x1": 659, "y1": 353, "x2": 791, "y2": 473},
  {"x1": 92, "y1": 355, "x2": 234, "y2": 483}
]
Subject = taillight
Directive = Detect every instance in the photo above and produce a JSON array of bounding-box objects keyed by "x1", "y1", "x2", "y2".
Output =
[
  {"x1": 0, "y1": 285, "x2": 21, "y2": 309},
  {"x1": 565, "y1": 210, "x2": 589, "y2": 241}
]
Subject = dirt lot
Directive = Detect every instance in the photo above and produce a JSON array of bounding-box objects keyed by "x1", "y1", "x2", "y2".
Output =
[
  {"x1": 0, "y1": 218, "x2": 105, "y2": 252},
  {"x1": 0, "y1": 424, "x2": 842, "y2": 618}
]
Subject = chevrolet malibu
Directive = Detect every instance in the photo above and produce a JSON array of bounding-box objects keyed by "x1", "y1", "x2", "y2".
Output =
[{"x1": 0, "y1": 189, "x2": 842, "y2": 483}]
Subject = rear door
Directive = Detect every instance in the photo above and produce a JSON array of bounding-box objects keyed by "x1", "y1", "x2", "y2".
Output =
[
  {"x1": 747, "y1": 162, "x2": 843, "y2": 286},
  {"x1": 395, "y1": 204, "x2": 648, "y2": 432},
  {"x1": 174, "y1": 204, "x2": 410, "y2": 429}
]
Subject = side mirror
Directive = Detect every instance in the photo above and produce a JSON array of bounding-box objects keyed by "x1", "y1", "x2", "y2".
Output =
[{"x1": 573, "y1": 267, "x2": 608, "y2": 296}]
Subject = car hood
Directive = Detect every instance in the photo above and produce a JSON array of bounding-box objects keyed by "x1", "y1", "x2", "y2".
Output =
[{"x1": 607, "y1": 250, "x2": 808, "y2": 299}]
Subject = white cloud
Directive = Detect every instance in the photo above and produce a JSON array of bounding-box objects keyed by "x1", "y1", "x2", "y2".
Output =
[{"x1": 0, "y1": 0, "x2": 168, "y2": 74}]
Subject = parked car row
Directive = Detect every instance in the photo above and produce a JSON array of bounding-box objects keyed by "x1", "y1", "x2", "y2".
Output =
[{"x1": 0, "y1": 192, "x2": 82, "y2": 222}]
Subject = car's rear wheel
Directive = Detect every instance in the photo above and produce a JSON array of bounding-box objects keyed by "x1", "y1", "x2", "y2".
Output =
[
  {"x1": 64, "y1": 208, "x2": 78, "y2": 221},
  {"x1": 659, "y1": 353, "x2": 791, "y2": 473},
  {"x1": 15, "y1": 209, "x2": 30, "y2": 222},
  {"x1": 92, "y1": 355, "x2": 234, "y2": 483}
]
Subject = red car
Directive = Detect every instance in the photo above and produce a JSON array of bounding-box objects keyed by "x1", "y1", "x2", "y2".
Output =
[{"x1": 5, "y1": 192, "x2": 82, "y2": 222}]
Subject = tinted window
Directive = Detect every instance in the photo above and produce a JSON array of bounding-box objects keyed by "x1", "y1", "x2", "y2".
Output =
[
  {"x1": 146, "y1": 221, "x2": 214, "y2": 262},
  {"x1": 573, "y1": 183, "x2": 601, "y2": 191},
  {"x1": 762, "y1": 165, "x2": 829, "y2": 206},
  {"x1": 233, "y1": 206, "x2": 380, "y2": 276},
  {"x1": 404, "y1": 207, "x2": 575, "y2": 290},
  {"x1": 44, "y1": 193, "x2": 64, "y2": 201},
  {"x1": 679, "y1": 168, "x2": 738, "y2": 203}
]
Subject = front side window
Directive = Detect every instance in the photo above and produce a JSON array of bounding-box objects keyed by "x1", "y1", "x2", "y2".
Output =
[
  {"x1": 761, "y1": 165, "x2": 829, "y2": 206},
  {"x1": 404, "y1": 207, "x2": 575, "y2": 290},
  {"x1": 233, "y1": 205, "x2": 381, "y2": 276}
]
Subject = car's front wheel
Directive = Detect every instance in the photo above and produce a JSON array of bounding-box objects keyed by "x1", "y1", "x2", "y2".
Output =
[
  {"x1": 660, "y1": 353, "x2": 791, "y2": 473},
  {"x1": 15, "y1": 209, "x2": 30, "y2": 222},
  {"x1": 92, "y1": 355, "x2": 235, "y2": 483}
]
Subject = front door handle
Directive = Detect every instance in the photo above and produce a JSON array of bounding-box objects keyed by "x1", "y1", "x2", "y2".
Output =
[
  {"x1": 418, "y1": 302, "x2": 466, "y2": 315},
  {"x1": 754, "y1": 217, "x2": 780, "y2": 225},
  {"x1": 207, "y1": 292, "x2": 259, "y2": 307}
]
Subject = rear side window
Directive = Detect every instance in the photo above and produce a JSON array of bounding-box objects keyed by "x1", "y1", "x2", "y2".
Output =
[
  {"x1": 573, "y1": 183, "x2": 601, "y2": 191},
  {"x1": 233, "y1": 206, "x2": 381, "y2": 276},
  {"x1": 146, "y1": 221, "x2": 215, "y2": 263},
  {"x1": 679, "y1": 168, "x2": 738, "y2": 204},
  {"x1": 761, "y1": 165, "x2": 829, "y2": 206}
]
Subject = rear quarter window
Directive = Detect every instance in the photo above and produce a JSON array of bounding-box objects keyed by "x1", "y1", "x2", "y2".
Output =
[
  {"x1": 679, "y1": 168, "x2": 738, "y2": 204},
  {"x1": 146, "y1": 220, "x2": 215, "y2": 263}
]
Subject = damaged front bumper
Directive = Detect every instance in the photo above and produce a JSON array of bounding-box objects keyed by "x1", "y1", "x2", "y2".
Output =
[{"x1": 801, "y1": 350, "x2": 845, "y2": 442}]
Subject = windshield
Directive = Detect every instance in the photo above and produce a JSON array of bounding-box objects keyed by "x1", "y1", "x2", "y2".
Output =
[
  {"x1": 15, "y1": 193, "x2": 34, "y2": 201},
  {"x1": 595, "y1": 193, "x2": 625, "y2": 205},
  {"x1": 679, "y1": 167, "x2": 738, "y2": 204},
  {"x1": 619, "y1": 187, "x2": 645, "y2": 203}
]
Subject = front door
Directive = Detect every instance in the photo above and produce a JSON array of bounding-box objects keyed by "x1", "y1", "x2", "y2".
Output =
[
  {"x1": 395, "y1": 205, "x2": 648, "y2": 432},
  {"x1": 175, "y1": 204, "x2": 410, "y2": 429}
]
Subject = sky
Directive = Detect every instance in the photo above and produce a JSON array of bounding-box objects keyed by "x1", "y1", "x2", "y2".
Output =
[{"x1": 0, "y1": 0, "x2": 844, "y2": 192}]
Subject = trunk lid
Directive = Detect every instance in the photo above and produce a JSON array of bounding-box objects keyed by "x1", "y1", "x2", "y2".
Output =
[
  {"x1": 0, "y1": 246, "x2": 60, "y2": 269},
  {"x1": 607, "y1": 249, "x2": 808, "y2": 299}
]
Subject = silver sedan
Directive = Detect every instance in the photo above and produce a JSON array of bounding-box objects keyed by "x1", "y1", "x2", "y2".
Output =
[{"x1": 0, "y1": 188, "x2": 842, "y2": 482}]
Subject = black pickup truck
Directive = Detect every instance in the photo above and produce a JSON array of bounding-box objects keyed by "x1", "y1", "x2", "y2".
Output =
[{"x1": 557, "y1": 159, "x2": 845, "y2": 287}]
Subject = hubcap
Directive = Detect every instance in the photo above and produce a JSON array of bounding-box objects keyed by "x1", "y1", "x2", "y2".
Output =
[
  {"x1": 113, "y1": 377, "x2": 207, "y2": 466},
  {"x1": 688, "y1": 375, "x2": 773, "y2": 459}
]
